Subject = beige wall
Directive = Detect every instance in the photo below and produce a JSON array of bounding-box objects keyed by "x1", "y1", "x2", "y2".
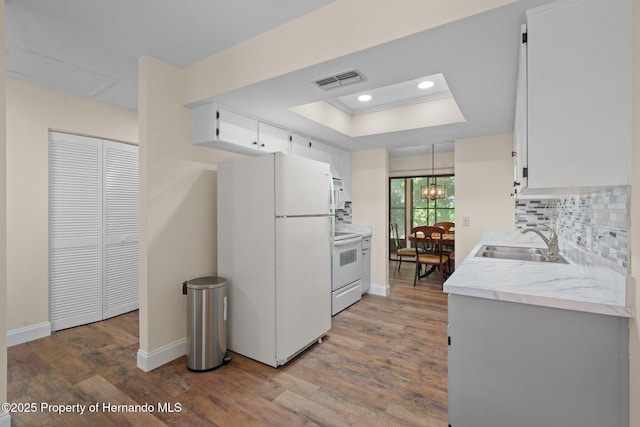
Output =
[
  {"x1": 351, "y1": 148, "x2": 389, "y2": 292},
  {"x1": 183, "y1": 0, "x2": 516, "y2": 103},
  {"x1": 454, "y1": 134, "x2": 515, "y2": 266},
  {"x1": 0, "y1": 0, "x2": 7, "y2": 417},
  {"x1": 142, "y1": 0, "x2": 518, "y2": 364},
  {"x1": 629, "y1": 0, "x2": 639, "y2": 424},
  {"x1": 5, "y1": 80, "x2": 138, "y2": 333},
  {"x1": 137, "y1": 56, "x2": 240, "y2": 356},
  {"x1": 389, "y1": 151, "x2": 455, "y2": 177}
]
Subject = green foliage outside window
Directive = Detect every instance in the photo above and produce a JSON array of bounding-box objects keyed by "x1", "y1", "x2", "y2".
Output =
[
  {"x1": 389, "y1": 175, "x2": 455, "y2": 240},
  {"x1": 390, "y1": 179, "x2": 406, "y2": 238}
]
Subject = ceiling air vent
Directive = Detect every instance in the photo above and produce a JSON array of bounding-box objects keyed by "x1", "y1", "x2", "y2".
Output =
[{"x1": 313, "y1": 69, "x2": 365, "y2": 90}]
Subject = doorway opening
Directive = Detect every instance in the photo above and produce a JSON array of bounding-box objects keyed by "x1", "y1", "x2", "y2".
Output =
[{"x1": 389, "y1": 175, "x2": 455, "y2": 263}]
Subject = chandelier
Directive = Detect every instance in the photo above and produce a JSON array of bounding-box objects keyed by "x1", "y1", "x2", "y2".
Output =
[{"x1": 420, "y1": 144, "x2": 447, "y2": 200}]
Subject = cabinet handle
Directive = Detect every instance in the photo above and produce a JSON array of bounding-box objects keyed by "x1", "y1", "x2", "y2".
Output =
[{"x1": 252, "y1": 141, "x2": 258, "y2": 145}]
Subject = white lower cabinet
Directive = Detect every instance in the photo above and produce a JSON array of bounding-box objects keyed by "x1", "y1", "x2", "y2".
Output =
[
  {"x1": 360, "y1": 236, "x2": 371, "y2": 294},
  {"x1": 448, "y1": 294, "x2": 629, "y2": 427}
]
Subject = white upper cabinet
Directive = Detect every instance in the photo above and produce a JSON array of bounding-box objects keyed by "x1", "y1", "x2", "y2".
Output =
[
  {"x1": 521, "y1": 0, "x2": 630, "y2": 195},
  {"x1": 309, "y1": 139, "x2": 328, "y2": 164},
  {"x1": 290, "y1": 132, "x2": 311, "y2": 158},
  {"x1": 218, "y1": 107, "x2": 259, "y2": 150},
  {"x1": 258, "y1": 122, "x2": 290, "y2": 153},
  {"x1": 191, "y1": 103, "x2": 290, "y2": 156},
  {"x1": 192, "y1": 103, "x2": 352, "y2": 200},
  {"x1": 290, "y1": 133, "x2": 352, "y2": 201},
  {"x1": 513, "y1": 24, "x2": 528, "y2": 196},
  {"x1": 339, "y1": 150, "x2": 352, "y2": 202},
  {"x1": 191, "y1": 103, "x2": 218, "y2": 145},
  {"x1": 325, "y1": 144, "x2": 341, "y2": 178}
]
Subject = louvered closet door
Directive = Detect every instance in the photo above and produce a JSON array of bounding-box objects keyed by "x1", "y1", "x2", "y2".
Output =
[
  {"x1": 49, "y1": 132, "x2": 103, "y2": 331},
  {"x1": 102, "y1": 140, "x2": 139, "y2": 319}
]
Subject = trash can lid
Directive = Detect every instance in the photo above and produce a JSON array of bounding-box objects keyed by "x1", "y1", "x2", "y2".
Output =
[{"x1": 183, "y1": 276, "x2": 227, "y2": 290}]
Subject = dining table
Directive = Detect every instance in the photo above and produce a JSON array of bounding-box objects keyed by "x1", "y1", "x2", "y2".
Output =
[{"x1": 407, "y1": 231, "x2": 455, "y2": 246}]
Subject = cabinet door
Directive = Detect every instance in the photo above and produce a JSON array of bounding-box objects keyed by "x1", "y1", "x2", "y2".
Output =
[
  {"x1": 191, "y1": 103, "x2": 217, "y2": 145},
  {"x1": 513, "y1": 24, "x2": 528, "y2": 196},
  {"x1": 309, "y1": 139, "x2": 328, "y2": 164},
  {"x1": 449, "y1": 294, "x2": 629, "y2": 427},
  {"x1": 258, "y1": 122, "x2": 289, "y2": 153},
  {"x1": 339, "y1": 150, "x2": 352, "y2": 202},
  {"x1": 361, "y1": 238, "x2": 371, "y2": 294},
  {"x1": 218, "y1": 107, "x2": 259, "y2": 150},
  {"x1": 290, "y1": 133, "x2": 311, "y2": 158},
  {"x1": 526, "y1": 0, "x2": 630, "y2": 192},
  {"x1": 326, "y1": 144, "x2": 341, "y2": 178}
]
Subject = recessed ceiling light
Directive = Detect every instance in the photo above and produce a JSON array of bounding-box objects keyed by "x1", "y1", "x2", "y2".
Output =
[
  {"x1": 418, "y1": 81, "x2": 435, "y2": 90},
  {"x1": 357, "y1": 94, "x2": 372, "y2": 102}
]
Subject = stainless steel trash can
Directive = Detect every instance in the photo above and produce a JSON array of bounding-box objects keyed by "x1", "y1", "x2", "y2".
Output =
[{"x1": 182, "y1": 276, "x2": 230, "y2": 371}]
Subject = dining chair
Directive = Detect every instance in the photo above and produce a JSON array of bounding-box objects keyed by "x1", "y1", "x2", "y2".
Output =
[
  {"x1": 412, "y1": 225, "x2": 451, "y2": 288},
  {"x1": 390, "y1": 223, "x2": 423, "y2": 275},
  {"x1": 433, "y1": 221, "x2": 455, "y2": 265}
]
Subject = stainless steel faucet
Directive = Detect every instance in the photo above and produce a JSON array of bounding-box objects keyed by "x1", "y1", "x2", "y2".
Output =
[{"x1": 520, "y1": 223, "x2": 559, "y2": 261}]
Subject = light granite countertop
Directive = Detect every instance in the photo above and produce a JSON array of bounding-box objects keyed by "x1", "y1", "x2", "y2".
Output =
[
  {"x1": 443, "y1": 230, "x2": 633, "y2": 318},
  {"x1": 335, "y1": 223, "x2": 372, "y2": 238}
]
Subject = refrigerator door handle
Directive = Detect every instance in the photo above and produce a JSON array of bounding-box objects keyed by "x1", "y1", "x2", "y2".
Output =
[
  {"x1": 329, "y1": 173, "x2": 335, "y2": 216},
  {"x1": 329, "y1": 173, "x2": 335, "y2": 239}
]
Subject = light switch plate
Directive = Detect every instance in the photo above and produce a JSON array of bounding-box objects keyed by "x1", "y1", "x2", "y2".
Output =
[{"x1": 463, "y1": 216, "x2": 470, "y2": 226}]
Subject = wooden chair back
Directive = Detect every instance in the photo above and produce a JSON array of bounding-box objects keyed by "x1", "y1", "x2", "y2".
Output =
[
  {"x1": 390, "y1": 223, "x2": 400, "y2": 251},
  {"x1": 433, "y1": 221, "x2": 455, "y2": 233},
  {"x1": 411, "y1": 225, "x2": 450, "y2": 287}
]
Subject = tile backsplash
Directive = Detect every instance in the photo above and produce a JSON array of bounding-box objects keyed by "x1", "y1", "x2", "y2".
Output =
[
  {"x1": 515, "y1": 186, "x2": 629, "y2": 273},
  {"x1": 335, "y1": 201, "x2": 352, "y2": 224}
]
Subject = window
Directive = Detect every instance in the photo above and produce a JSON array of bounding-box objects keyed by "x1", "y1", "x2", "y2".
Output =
[
  {"x1": 389, "y1": 175, "x2": 455, "y2": 258},
  {"x1": 390, "y1": 178, "x2": 406, "y2": 239},
  {"x1": 411, "y1": 176, "x2": 455, "y2": 226}
]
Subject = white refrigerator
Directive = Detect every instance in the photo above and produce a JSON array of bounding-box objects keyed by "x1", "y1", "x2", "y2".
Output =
[{"x1": 217, "y1": 153, "x2": 332, "y2": 367}]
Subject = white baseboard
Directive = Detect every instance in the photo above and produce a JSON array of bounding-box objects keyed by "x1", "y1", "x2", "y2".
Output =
[
  {"x1": 367, "y1": 282, "x2": 390, "y2": 296},
  {"x1": 0, "y1": 411, "x2": 11, "y2": 427},
  {"x1": 7, "y1": 322, "x2": 51, "y2": 347},
  {"x1": 137, "y1": 337, "x2": 186, "y2": 372}
]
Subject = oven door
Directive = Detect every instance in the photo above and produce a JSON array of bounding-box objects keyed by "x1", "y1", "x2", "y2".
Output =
[{"x1": 332, "y1": 236, "x2": 362, "y2": 291}]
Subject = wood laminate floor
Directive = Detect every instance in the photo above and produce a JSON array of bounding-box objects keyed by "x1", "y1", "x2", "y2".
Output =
[{"x1": 7, "y1": 262, "x2": 448, "y2": 426}]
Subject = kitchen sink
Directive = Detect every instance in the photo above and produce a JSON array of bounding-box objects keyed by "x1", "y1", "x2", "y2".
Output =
[{"x1": 475, "y1": 245, "x2": 568, "y2": 263}]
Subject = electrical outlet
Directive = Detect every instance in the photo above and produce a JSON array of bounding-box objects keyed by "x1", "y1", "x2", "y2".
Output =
[{"x1": 463, "y1": 216, "x2": 470, "y2": 226}]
